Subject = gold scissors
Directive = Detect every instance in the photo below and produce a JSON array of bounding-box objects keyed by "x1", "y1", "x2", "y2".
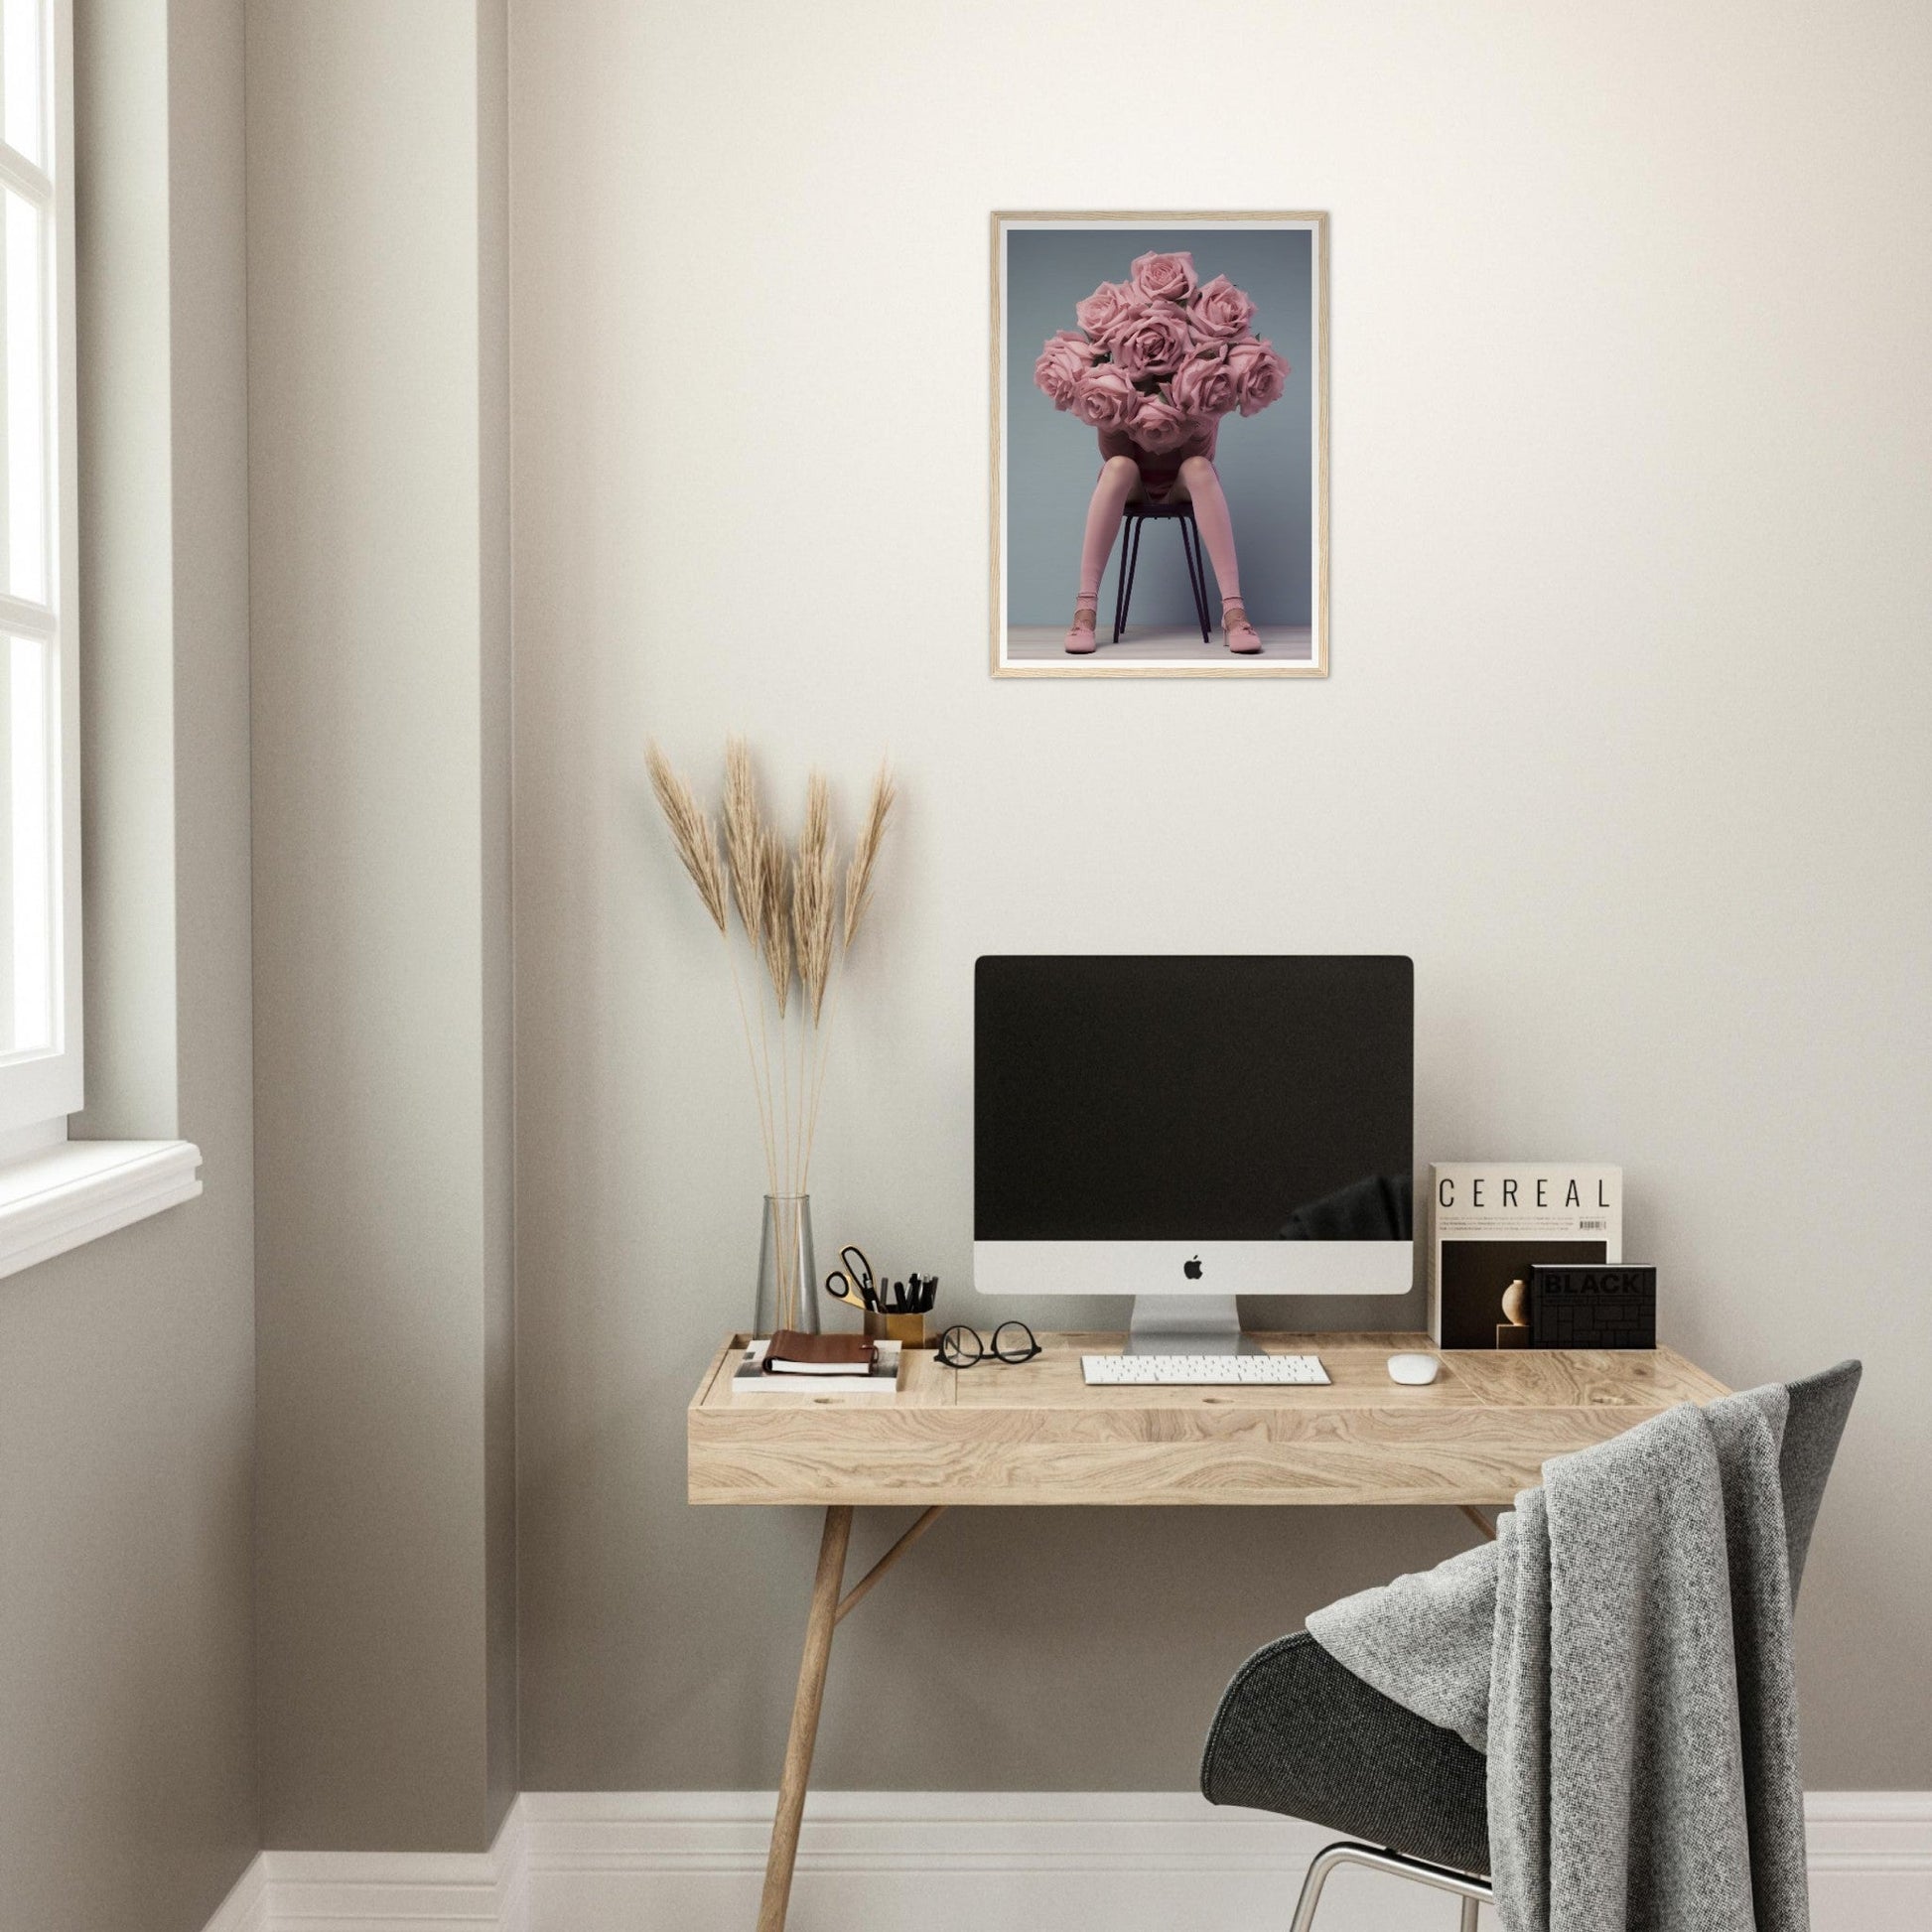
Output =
[{"x1": 824, "y1": 1244, "x2": 878, "y2": 1312}]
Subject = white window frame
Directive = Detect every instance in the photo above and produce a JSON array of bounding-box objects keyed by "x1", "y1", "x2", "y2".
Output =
[
  {"x1": 0, "y1": 0, "x2": 201, "y2": 1277},
  {"x1": 0, "y1": 0, "x2": 79, "y2": 1144}
]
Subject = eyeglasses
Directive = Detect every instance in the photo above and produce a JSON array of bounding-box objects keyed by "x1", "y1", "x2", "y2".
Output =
[{"x1": 936, "y1": 1320, "x2": 1040, "y2": 1368}]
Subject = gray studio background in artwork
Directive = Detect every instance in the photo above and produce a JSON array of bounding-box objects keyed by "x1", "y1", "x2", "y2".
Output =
[{"x1": 1004, "y1": 226, "x2": 1313, "y2": 631}]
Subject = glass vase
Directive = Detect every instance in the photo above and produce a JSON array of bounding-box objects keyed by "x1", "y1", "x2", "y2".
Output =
[{"x1": 754, "y1": 1193, "x2": 818, "y2": 1338}]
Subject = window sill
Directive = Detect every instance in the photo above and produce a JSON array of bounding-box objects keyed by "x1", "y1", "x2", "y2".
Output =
[{"x1": 0, "y1": 1139, "x2": 203, "y2": 1282}]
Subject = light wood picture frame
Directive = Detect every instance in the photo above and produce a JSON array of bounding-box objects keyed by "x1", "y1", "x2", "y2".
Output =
[{"x1": 991, "y1": 210, "x2": 1329, "y2": 679}]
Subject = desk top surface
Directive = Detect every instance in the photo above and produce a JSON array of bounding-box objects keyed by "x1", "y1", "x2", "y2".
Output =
[{"x1": 687, "y1": 1331, "x2": 1728, "y2": 1508}]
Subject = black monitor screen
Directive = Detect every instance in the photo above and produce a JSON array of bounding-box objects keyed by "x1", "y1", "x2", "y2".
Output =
[{"x1": 974, "y1": 955, "x2": 1414, "y2": 1242}]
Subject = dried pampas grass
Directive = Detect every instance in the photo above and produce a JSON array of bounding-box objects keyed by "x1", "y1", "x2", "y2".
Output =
[
  {"x1": 792, "y1": 774, "x2": 837, "y2": 1025},
  {"x1": 843, "y1": 761, "x2": 897, "y2": 948},
  {"x1": 758, "y1": 826, "x2": 792, "y2": 1018},
  {"x1": 645, "y1": 738, "x2": 897, "y2": 1205},
  {"x1": 645, "y1": 743, "x2": 727, "y2": 935},
  {"x1": 722, "y1": 738, "x2": 766, "y2": 949}
]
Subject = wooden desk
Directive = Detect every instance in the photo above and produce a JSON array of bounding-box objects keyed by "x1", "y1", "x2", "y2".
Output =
[{"x1": 687, "y1": 1331, "x2": 1728, "y2": 1930}]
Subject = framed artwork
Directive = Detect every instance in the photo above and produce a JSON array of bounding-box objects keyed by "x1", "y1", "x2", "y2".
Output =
[{"x1": 990, "y1": 210, "x2": 1328, "y2": 679}]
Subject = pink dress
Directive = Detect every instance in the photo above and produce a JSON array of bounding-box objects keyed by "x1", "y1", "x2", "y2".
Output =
[{"x1": 1097, "y1": 420, "x2": 1218, "y2": 502}]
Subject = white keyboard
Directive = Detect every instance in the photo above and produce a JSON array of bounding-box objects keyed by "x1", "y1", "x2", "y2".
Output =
[{"x1": 1081, "y1": 1352, "x2": 1329, "y2": 1387}]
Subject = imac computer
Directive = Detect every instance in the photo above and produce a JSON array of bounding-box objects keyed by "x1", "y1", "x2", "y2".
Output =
[{"x1": 973, "y1": 955, "x2": 1414, "y2": 1354}]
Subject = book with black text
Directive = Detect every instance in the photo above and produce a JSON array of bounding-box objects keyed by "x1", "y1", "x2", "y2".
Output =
[{"x1": 1428, "y1": 1164, "x2": 1622, "y2": 1349}]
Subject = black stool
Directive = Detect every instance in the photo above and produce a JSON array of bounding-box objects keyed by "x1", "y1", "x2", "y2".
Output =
[{"x1": 1113, "y1": 499, "x2": 1211, "y2": 644}]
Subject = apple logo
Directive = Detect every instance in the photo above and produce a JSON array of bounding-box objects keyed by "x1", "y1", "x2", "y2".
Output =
[{"x1": 1183, "y1": 1255, "x2": 1203, "y2": 1280}]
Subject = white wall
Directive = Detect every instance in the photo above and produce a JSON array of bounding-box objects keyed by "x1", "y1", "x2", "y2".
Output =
[{"x1": 510, "y1": 0, "x2": 1932, "y2": 1793}]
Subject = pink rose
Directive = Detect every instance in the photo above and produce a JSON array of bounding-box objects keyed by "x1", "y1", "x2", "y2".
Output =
[
  {"x1": 1128, "y1": 249, "x2": 1198, "y2": 305},
  {"x1": 1169, "y1": 344, "x2": 1242, "y2": 420},
  {"x1": 1074, "y1": 280, "x2": 1144, "y2": 345},
  {"x1": 1034, "y1": 330, "x2": 1097, "y2": 410},
  {"x1": 1109, "y1": 301, "x2": 1192, "y2": 381},
  {"x1": 1187, "y1": 274, "x2": 1257, "y2": 343},
  {"x1": 1226, "y1": 337, "x2": 1290, "y2": 416},
  {"x1": 1069, "y1": 361, "x2": 1141, "y2": 434},
  {"x1": 1131, "y1": 395, "x2": 1207, "y2": 454}
]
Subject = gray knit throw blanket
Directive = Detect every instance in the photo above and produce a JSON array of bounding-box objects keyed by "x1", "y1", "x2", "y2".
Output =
[{"x1": 1307, "y1": 1387, "x2": 1809, "y2": 1932}]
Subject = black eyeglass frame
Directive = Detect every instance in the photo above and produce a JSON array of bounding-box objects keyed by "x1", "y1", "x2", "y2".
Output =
[{"x1": 936, "y1": 1320, "x2": 1041, "y2": 1368}]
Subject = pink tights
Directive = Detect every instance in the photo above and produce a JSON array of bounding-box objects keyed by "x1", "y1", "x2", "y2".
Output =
[{"x1": 1076, "y1": 454, "x2": 1243, "y2": 610}]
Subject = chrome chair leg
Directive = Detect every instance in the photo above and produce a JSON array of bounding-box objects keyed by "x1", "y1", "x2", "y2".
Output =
[
  {"x1": 1285, "y1": 1843, "x2": 1347, "y2": 1932},
  {"x1": 1288, "y1": 1841, "x2": 1493, "y2": 1932}
]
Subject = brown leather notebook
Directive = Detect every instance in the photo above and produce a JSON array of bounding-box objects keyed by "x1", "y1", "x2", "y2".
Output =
[{"x1": 764, "y1": 1330, "x2": 877, "y2": 1375}]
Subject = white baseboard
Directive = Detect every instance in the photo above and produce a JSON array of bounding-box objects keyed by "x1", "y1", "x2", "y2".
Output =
[
  {"x1": 203, "y1": 1790, "x2": 1932, "y2": 1932},
  {"x1": 207, "y1": 1810, "x2": 527, "y2": 1932},
  {"x1": 523, "y1": 1792, "x2": 1458, "y2": 1931}
]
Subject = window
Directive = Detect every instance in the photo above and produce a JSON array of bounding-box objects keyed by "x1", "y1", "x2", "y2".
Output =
[
  {"x1": 0, "y1": 0, "x2": 200, "y2": 1273},
  {"x1": 0, "y1": 0, "x2": 76, "y2": 1148}
]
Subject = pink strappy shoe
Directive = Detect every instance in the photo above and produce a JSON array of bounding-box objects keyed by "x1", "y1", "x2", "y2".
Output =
[
  {"x1": 1222, "y1": 602, "x2": 1262, "y2": 654},
  {"x1": 1065, "y1": 603, "x2": 1099, "y2": 654}
]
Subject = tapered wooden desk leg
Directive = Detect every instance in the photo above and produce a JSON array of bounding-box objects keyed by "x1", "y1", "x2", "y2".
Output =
[{"x1": 757, "y1": 1504, "x2": 853, "y2": 1932}]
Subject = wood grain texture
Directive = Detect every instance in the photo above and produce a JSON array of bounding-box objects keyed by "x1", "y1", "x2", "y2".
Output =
[{"x1": 689, "y1": 1333, "x2": 1730, "y2": 1508}]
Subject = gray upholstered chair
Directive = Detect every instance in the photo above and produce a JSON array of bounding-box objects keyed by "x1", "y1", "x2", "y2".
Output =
[{"x1": 1200, "y1": 1361, "x2": 1862, "y2": 1930}]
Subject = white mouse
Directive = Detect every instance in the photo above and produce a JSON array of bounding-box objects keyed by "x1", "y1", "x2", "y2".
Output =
[{"x1": 1387, "y1": 1352, "x2": 1442, "y2": 1386}]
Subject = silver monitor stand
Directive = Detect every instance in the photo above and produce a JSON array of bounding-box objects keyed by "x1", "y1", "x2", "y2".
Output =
[{"x1": 1124, "y1": 1293, "x2": 1260, "y2": 1356}]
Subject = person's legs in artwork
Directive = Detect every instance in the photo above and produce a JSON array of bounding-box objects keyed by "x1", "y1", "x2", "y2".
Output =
[
  {"x1": 1066, "y1": 454, "x2": 1141, "y2": 653},
  {"x1": 1177, "y1": 455, "x2": 1261, "y2": 654}
]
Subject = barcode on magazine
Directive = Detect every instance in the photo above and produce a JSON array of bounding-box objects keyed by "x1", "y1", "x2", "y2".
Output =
[{"x1": 1580, "y1": 1218, "x2": 1608, "y2": 1230}]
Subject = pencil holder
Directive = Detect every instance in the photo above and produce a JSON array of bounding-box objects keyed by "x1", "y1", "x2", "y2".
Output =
[{"x1": 866, "y1": 1309, "x2": 928, "y2": 1348}]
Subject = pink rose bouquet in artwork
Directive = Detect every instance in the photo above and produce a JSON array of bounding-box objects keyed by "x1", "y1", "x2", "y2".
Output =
[{"x1": 1033, "y1": 250, "x2": 1291, "y2": 452}]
